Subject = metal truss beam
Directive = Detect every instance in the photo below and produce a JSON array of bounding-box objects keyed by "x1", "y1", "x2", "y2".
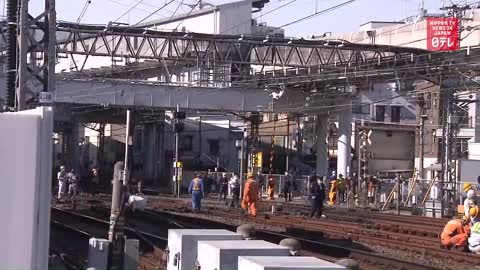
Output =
[{"x1": 46, "y1": 23, "x2": 435, "y2": 74}]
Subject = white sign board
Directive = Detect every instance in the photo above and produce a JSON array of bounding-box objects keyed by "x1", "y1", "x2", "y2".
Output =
[
  {"x1": 459, "y1": 159, "x2": 480, "y2": 184},
  {"x1": 39, "y1": 92, "x2": 53, "y2": 103}
]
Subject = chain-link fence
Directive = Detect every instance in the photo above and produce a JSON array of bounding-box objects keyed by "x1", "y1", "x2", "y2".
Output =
[{"x1": 376, "y1": 178, "x2": 462, "y2": 216}]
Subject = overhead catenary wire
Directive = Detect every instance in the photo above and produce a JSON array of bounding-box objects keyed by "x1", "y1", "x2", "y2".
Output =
[
  {"x1": 276, "y1": 0, "x2": 356, "y2": 29},
  {"x1": 112, "y1": 0, "x2": 147, "y2": 23},
  {"x1": 75, "y1": 0, "x2": 92, "y2": 25},
  {"x1": 106, "y1": 0, "x2": 172, "y2": 18},
  {"x1": 64, "y1": 0, "x2": 178, "y2": 72}
]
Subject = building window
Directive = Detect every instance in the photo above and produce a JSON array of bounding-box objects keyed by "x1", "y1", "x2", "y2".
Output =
[
  {"x1": 457, "y1": 139, "x2": 469, "y2": 158},
  {"x1": 391, "y1": 106, "x2": 401, "y2": 123},
  {"x1": 208, "y1": 139, "x2": 220, "y2": 156},
  {"x1": 375, "y1": 105, "x2": 385, "y2": 122},
  {"x1": 352, "y1": 104, "x2": 370, "y2": 114},
  {"x1": 425, "y1": 92, "x2": 432, "y2": 109},
  {"x1": 180, "y1": 135, "x2": 193, "y2": 152}
]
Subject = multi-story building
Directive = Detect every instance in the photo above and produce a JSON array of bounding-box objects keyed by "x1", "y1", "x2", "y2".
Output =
[
  {"x1": 320, "y1": 8, "x2": 480, "y2": 180},
  {"x1": 52, "y1": 0, "x2": 279, "y2": 187}
]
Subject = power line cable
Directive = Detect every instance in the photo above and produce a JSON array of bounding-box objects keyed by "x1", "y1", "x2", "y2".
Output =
[
  {"x1": 106, "y1": 0, "x2": 170, "y2": 18},
  {"x1": 63, "y1": 0, "x2": 177, "y2": 72},
  {"x1": 76, "y1": 0, "x2": 92, "y2": 25},
  {"x1": 113, "y1": 0, "x2": 147, "y2": 23},
  {"x1": 276, "y1": 0, "x2": 356, "y2": 29}
]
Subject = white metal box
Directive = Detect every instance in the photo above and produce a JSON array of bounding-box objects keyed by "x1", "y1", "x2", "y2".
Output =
[
  {"x1": 167, "y1": 229, "x2": 243, "y2": 270},
  {"x1": 238, "y1": 256, "x2": 347, "y2": 270},
  {"x1": 88, "y1": 238, "x2": 139, "y2": 270},
  {"x1": 88, "y1": 238, "x2": 109, "y2": 270},
  {"x1": 0, "y1": 107, "x2": 53, "y2": 270},
  {"x1": 124, "y1": 239, "x2": 139, "y2": 270},
  {"x1": 197, "y1": 240, "x2": 290, "y2": 270}
]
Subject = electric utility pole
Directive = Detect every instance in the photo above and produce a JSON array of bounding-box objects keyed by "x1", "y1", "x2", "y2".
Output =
[
  {"x1": 108, "y1": 110, "x2": 131, "y2": 270},
  {"x1": 173, "y1": 106, "x2": 185, "y2": 198},
  {"x1": 13, "y1": 0, "x2": 56, "y2": 111},
  {"x1": 438, "y1": 3, "x2": 469, "y2": 217}
]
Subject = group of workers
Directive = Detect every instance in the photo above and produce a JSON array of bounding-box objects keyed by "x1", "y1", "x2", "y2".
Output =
[
  {"x1": 56, "y1": 165, "x2": 99, "y2": 201},
  {"x1": 188, "y1": 171, "x2": 262, "y2": 217},
  {"x1": 188, "y1": 170, "x2": 331, "y2": 219},
  {"x1": 440, "y1": 183, "x2": 480, "y2": 254}
]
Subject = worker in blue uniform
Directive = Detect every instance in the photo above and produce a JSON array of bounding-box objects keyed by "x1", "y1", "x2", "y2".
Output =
[{"x1": 188, "y1": 173, "x2": 205, "y2": 213}]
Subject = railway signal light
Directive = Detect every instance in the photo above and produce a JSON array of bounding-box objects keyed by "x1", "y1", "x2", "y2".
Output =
[{"x1": 173, "y1": 111, "x2": 186, "y2": 119}]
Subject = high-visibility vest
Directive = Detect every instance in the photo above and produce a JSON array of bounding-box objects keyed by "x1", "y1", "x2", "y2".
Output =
[
  {"x1": 472, "y1": 222, "x2": 480, "y2": 233},
  {"x1": 329, "y1": 180, "x2": 337, "y2": 193},
  {"x1": 193, "y1": 178, "x2": 201, "y2": 191}
]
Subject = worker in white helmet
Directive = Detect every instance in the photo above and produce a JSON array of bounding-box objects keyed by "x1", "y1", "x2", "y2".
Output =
[
  {"x1": 464, "y1": 183, "x2": 477, "y2": 219},
  {"x1": 57, "y1": 165, "x2": 67, "y2": 200}
]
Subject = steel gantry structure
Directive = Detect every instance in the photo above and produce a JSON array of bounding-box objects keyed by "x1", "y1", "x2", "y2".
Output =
[
  {"x1": 0, "y1": 21, "x2": 460, "y2": 113},
  {"x1": 51, "y1": 22, "x2": 437, "y2": 80}
]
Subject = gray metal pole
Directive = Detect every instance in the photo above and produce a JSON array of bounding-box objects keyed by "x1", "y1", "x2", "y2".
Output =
[
  {"x1": 419, "y1": 114, "x2": 425, "y2": 180},
  {"x1": 109, "y1": 161, "x2": 125, "y2": 242},
  {"x1": 175, "y1": 105, "x2": 180, "y2": 198},
  {"x1": 107, "y1": 110, "x2": 130, "y2": 269},
  {"x1": 124, "y1": 110, "x2": 131, "y2": 187},
  {"x1": 286, "y1": 116, "x2": 290, "y2": 172},
  {"x1": 17, "y1": 0, "x2": 29, "y2": 110},
  {"x1": 396, "y1": 175, "x2": 401, "y2": 215},
  {"x1": 442, "y1": 112, "x2": 452, "y2": 218},
  {"x1": 296, "y1": 116, "x2": 302, "y2": 174},
  {"x1": 108, "y1": 161, "x2": 125, "y2": 270},
  {"x1": 239, "y1": 121, "x2": 246, "y2": 197},
  {"x1": 46, "y1": 0, "x2": 56, "y2": 93},
  {"x1": 356, "y1": 126, "x2": 361, "y2": 199},
  {"x1": 175, "y1": 127, "x2": 179, "y2": 198}
]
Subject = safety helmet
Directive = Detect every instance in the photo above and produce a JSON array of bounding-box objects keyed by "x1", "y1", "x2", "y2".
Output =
[
  {"x1": 464, "y1": 183, "x2": 473, "y2": 192},
  {"x1": 470, "y1": 206, "x2": 479, "y2": 219},
  {"x1": 247, "y1": 172, "x2": 254, "y2": 178},
  {"x1": 222, "y1": 173, "x2": 226, "y2": 177},
  {"x1": 60, "y1": 165, "x2": 65, "y2": 170},
  {"x1": 467, "y1": 189, "x2": 477, "y2": 200}
]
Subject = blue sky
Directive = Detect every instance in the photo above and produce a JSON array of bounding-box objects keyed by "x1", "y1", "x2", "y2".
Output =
[{"x1": 21, "y1": 0, "x2": 444, "y2": 37}]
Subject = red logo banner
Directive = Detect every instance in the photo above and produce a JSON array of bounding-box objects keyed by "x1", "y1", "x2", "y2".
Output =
[{"x1": 426, "y1": 17, "x2": 459, "y2": 51}]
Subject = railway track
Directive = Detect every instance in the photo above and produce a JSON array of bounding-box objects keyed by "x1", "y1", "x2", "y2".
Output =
[
  {"x1": 146, "y1": 197, "x2": 480, "y2": 269},
  {"x1": 50, "y1": 207, "x2": 166, "y2": 270},
  {"x1": 57, "y1": 198, "x2": 445, "y2": 270},
  {"x1": 54, "y1": 194, "x2": 479, "y2": 269}
]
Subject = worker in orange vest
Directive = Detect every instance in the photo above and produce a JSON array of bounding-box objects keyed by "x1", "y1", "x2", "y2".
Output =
[
  {"x1": 267, "y1": 175, "x2": 275, "y2": 200},
  {"x1": 441, "y1": 216, "x2": 471, "y2": 251},
  {"x1": 188, "y1": 173, "x2": 205, "y2": 213},
  {"x1": 242, "y1": 172, "x2": 259, "y2": 217},
  {"x1": 328, "y1": 177, "x2": 337, "y2": 205}
]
